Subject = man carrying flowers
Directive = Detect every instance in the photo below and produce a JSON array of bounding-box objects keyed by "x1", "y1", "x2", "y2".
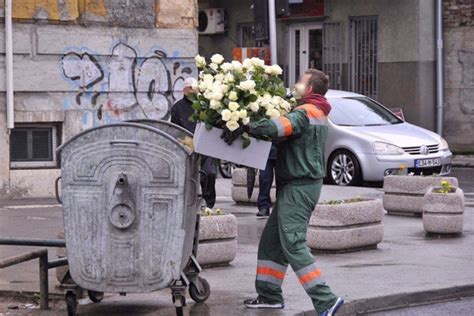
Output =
[{"x1": 224, "y1": 69, "x2": 344, "y2": 316}]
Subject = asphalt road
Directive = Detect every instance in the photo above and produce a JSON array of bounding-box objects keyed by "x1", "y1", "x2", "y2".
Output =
[{"x1": 450, "y1": 167, "x2": 474, "y2": 193}]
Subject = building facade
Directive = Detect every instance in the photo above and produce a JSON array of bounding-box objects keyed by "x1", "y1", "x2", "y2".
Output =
[
  {"x1": 0, "y1": 0, "x2": 472, "y2": 198},
  {"x1": 198, "y1": 0, "x2": 473, "y2": 152},
  {"x1": 0, "y1": 0, "x2": 198, "y2": 198}
]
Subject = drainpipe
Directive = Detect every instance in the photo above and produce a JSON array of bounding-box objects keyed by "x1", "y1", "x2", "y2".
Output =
[
  {"x1": 5, "y1": 0, "x2": 14, "y2": 129},
  {"x1": 268, "y1": 0, "x2": 277, "y2": 64},
  {"x1": 435, "y1": 0, "x2": 444, "y2": 135}
]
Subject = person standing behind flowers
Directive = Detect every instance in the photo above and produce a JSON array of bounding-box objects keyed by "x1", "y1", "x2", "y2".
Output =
[{"x1": 171, "y1": 77, "x2": 217, "y2": 208}]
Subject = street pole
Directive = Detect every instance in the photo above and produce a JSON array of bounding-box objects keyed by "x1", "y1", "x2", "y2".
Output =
[
  {"x1": 268, "y1": 0, "x2": 278, "y2": 64},
  {"x1": 435, "y1": 0, "x2": 444, "y2": 135}
]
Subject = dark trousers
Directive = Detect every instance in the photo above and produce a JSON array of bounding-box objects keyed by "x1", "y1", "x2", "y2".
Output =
[
  {"x1": 257, "y1": 159, "x2": 276, "y2": 210},
  {"x1": 201, "y1": 173, "x2": 216, "y2": 209}
]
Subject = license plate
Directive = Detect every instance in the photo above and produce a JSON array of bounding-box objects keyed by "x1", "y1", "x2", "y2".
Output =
[{"x1": 415, "y1": 158, "x2": 441, "y2": 168}]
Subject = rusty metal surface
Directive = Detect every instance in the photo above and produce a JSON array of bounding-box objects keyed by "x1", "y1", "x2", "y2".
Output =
[{"x1": 58, "y1": 122, "x2": 200, "y2": 293}]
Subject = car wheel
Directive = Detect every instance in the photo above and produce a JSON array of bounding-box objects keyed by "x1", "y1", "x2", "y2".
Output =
[{"x1": 327, "y1": 150, "x2": 362, "y2": 186}]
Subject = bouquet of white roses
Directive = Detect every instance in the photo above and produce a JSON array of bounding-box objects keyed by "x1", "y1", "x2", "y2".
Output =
[{"x1": 190, "y1": 54, "x2": 295, "y2": 148}]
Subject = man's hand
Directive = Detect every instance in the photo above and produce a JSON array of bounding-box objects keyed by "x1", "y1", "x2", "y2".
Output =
[{"x1": 220, "y1": 125, "x2": 248, "y2": 145}]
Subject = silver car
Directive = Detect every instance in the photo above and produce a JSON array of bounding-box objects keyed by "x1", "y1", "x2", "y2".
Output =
[{"x1": 324, "y1": 90, "x2": 453, "y2": 186}]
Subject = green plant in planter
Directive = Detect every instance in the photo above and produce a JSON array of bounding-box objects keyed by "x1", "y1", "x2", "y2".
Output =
[
  {"x1": 434, "y1": 180, "x2": 455, "y2": 194},
  {"x1": 323, "y1": 196, "x2": 366, "y2": 205},
  {"x1": 201, "y1": 207, "x2": 225, "y2": 216}
]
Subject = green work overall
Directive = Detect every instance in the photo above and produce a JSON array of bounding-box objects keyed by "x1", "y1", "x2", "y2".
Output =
[{"x1": 249, "y1": 102, "x2": 338, "y2": 312}]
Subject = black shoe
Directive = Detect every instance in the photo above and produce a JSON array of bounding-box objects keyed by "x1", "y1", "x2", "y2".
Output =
[
  {"x1": 244, "y1": 298, "x2": 284, "y2": 309},
  {"x1": 256, "y1": 208, "x2": 270, "y2": 218}
]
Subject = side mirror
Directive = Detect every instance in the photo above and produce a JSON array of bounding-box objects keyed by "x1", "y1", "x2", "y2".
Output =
[{"x1": 390, "y1": 108, "x2": 405, "y2": 121}]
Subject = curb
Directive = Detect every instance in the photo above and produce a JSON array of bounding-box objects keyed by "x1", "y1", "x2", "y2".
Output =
[{"x1": 302, "y1": 284, "x2": 474, "y2": 315}]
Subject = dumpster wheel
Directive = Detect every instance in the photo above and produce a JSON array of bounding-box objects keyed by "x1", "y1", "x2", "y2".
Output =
[
  {"x1": 65, "y1": 291, "x2": 78, "y2": 316},
  {"x1": 189, "y1": 277, "x2": 210, "y2": 303},
  {"x1": 88, "y1": 290, "x2": 104, "y2": 303}
]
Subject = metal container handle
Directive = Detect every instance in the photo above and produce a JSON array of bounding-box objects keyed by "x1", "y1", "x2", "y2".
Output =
[
  {"x1": 54, "y1": 177, "x2": 62, "y2": 204},
  {"x1": 110, "y1": 140, "x2": 139, "y2": 146}
]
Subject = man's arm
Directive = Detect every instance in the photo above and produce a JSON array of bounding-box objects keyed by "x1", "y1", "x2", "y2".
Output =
[
  {"x1": 170, "y1": 103, "x2": 181, "y2": 126},
  {"x1": 250, "y1": 104, "x2": 326, "y2": 139}
]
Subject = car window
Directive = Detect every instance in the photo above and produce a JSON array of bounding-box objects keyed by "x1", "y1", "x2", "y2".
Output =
[{"x1": 328, "y1": 97, "x2": 403, "y2": 126}]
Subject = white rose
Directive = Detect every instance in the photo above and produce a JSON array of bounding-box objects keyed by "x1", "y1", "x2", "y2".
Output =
[
  {"x1": 226, "y1": 120, "x2": 240, "y2": 132},
  {"x1": 203, "y1": 74, "x2": 214, "y2": 83},
  {"x1": 228, "y1": 101, "x2": 239, "y2": 112},
  {"x1": 209, "y1": 63, "x2": 218, "y2": 71},
  {"x1": 265, "y1": 64, "x2": 283, "y2": 75},
  {"x1": 230, "y1": 112, "x2": 241, "y2": 122},
  {"x1": 266, "y1": 109, "x2": 280, "y2": 119},
  {"x1": 272, "y1": 95, "x2": 281, "y2": 105},
  {"x1": 211, "y1": 54, "x2": 225, "y2": 65},
  {"x1": 210, "y1": 100, "x2": 221, "y2": 110},
  {"x1": 221, "y1": 84, "x2": 229, "y2": 93},
  {"x1": 242, "y1": 117, "x2": 250, "y2": 125},
  {"x1": 249, "y1": 102, "x2": 259, "y2": 112},
  {"x1": 243, "y1": 58, "x2": 253, "y2": 69},
  {"x1": 238, "y1": 109, "x2": 248, "y2": 119},
  {"x1": 214, "y1": 73, "x2": 225, "y2": 82},
  {"x1": 211, "y1": 91, "x2": 223, "y2": 101},
  {"x1": 228, "y1": 91, "x2": 238, "y2": 101},
  {"x1": 231, "y1": 60, "x2": 243, "y2": 72},
  {"x1": 260, "y1": 93, "x2": 272, "y2": 106},
  {"x1": 203, "y1": 90, "x2": 212, "y2": 99},
  {"x1": 239, "y1": 79, "x2": 256, "y2": 91},
  {"x1": 195, "y1": 55, "x2": 206, "y2": 68},
  {"x1": 250, "y1": 57, "x2": 265, "y2": 68},
  {"x1": 221, "y1": 62, "x2": 233, "y2": 72},
  {"x1": 221, "y1": 109, "x2": 232, "y2": 121},
  {"x1": 225, "y1": 73, "x2": 235, "y2": 83},
  {"x1": 271, "y1": 64, "x2": 283, "y2": 75},
  {"x1": 198, "y1": 81, "x2": 208, "y2": 92}
]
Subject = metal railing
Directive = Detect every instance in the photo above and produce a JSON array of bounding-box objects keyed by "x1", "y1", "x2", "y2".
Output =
[{"x1": 0, "y1": 237, "x2": 68, "y2": 310}]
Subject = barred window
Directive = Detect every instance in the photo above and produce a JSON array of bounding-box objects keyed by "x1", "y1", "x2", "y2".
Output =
[{"x1": 10, "y1": 125, "x2": 59, "y2": 168}]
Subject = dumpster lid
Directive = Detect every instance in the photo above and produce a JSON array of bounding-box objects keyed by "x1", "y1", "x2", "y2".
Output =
[{"x1": 56, "y1": 122, "x2": 191, "y2": 154}]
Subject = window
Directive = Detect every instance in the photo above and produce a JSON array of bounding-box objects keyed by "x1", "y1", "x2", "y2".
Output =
[
  {"x1": 328, "y1": 97, "x2": 403, "y2": 126},
  {"x1": 10, "y1": 124, "x2": 59, "y2": 168},
  {"x1": 349, "y1": 16, "x2": 378, "y2": 99},
  {"x1": 238, "y1": 23, "x2": 256, "y2": 47}
]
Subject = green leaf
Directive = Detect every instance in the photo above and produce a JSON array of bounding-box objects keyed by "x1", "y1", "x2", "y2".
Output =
[
  {"x1": 248, "y1": 94, "x2": 258, "y2": 102},
  {"x1": 242, "y1": 137, "x2": 251, "y2": 149},
  {"x1": 205, "y1": 123, "x2": 213, "y2": 130},
  {"x1": 199, "y1": 112, "x2": 208, "y2": 121},
  {"x1": 192, "y1": 101, "x2": 201, "y2": 110}
]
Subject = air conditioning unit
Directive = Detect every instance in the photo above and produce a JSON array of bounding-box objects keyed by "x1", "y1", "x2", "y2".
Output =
[{"x1": 198, "y1": 8, "x2": 225, "y2": 34}]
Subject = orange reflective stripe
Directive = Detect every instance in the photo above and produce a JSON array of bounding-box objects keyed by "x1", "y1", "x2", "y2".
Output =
[
  {"x1": 279, "y1": 117, "x2": 293, "y2": 136},
  {"x1": 296, "y1": 104, "x2": 325, "y2": 119},
  {"x1": 298, "y1": 268, "x2": 322, "y2": 284},
  {"x1": 257, "y1": 267, "x2": 286, "y2": 280}
]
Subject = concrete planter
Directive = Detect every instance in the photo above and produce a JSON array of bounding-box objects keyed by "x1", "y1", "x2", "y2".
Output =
[
  {"x1": 422, "y1": 187, "x2": 465, "y2": 235},
  {"x1": 383, "y1": 175, "x2": 459, "y2": 216},
  {"x1": 197, "y1": 214, "x2": 238, "y2": 267},
  {"x1": 231, "y1": 168, "x2": 276, "y2": 204},
  {"x1": 307, "y1": 199, "x2": 384, "y2": 252}
]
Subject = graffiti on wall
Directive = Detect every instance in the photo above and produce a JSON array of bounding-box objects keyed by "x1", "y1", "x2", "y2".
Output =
[
  {"x1": 60, "y1": 42, "x2": 197, "y2": 127},
  {"x1": 458, "y1": 50, "x2": 474, "y2": 116}
]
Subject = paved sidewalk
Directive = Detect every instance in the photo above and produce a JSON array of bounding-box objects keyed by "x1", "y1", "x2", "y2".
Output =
[{"x1": 0, "y1": 180, "x2": 473, "y2": 315}]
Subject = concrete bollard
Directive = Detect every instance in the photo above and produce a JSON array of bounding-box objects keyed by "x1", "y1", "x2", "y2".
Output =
[
  {"x1": 307, "y1": 199, "x2": 384, "y2": 253},
  {"x1": 423, "y1": 187, "x2": 465, "y2": 235},
  {"x1": 197, "y1": 214, "x2": 237, "y2": 267},
  {"x1": 383, "y1": 175, "x2": 459, "y2": 217},
  {"x1": 231, "y1": 168, "x2": 276, "y2": 204}
]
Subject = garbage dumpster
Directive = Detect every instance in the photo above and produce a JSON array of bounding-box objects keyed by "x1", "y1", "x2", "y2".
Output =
[{"x1": 56, "y1": 122, "x2": 209, "y2": 316}]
